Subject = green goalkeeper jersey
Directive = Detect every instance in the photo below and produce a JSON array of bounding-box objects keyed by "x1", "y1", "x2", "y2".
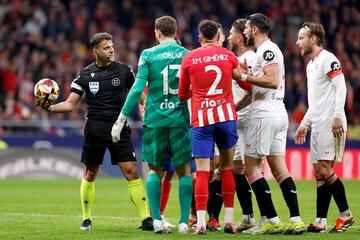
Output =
[{"x1": 121, "y1": 41, "x2": 190, "y2": 128}]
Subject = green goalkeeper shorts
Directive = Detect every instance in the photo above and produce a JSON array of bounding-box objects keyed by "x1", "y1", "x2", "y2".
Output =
[{"x1": 142, "y1": 126, "x2": 192, "y2": 167}]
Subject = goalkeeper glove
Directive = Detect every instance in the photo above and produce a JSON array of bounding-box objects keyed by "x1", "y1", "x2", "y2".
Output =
[{"x1": 111, "y1": 112, "x2": 127, "y2": 142}]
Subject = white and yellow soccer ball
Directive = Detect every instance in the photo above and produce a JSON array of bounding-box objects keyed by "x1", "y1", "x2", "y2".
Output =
[{"x1": 34, "y1": 78, "x2": 60, "y2": 102}]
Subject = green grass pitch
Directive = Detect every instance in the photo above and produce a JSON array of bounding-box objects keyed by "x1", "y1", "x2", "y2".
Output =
[{"x1": 0, "y1": 179, "x2": 359, "y2": 239}]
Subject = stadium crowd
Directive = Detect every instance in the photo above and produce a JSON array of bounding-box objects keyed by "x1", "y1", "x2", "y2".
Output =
[{"x1": 0, "y1": 0, "x2": 359, "y2": 137}]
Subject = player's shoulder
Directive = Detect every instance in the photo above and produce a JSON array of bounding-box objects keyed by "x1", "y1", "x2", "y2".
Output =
[
  {"x1": 242, "y1": 49, "x2": 256, "y2": 59},
  {"x1": 319, "y1": 49, "x2": 338, "y2": 61}
]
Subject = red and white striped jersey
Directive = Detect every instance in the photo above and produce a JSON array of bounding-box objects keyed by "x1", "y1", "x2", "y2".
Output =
[{"x1": 179, "y1": 44, "x2": 239, "y2": 127}]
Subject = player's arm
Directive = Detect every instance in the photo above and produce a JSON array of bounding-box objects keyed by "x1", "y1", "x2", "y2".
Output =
[
  {"x1": 328, "y1": 64, "x2": 347, "y2": 138},
  {"x1": 241, "y1": 64, "x2": 279, "y2": 89},
  {"x1": 48, "y1": 93, "x2": 81, "y2": 113},
  {"x1": 235, "y1": 89, "x2": 252, "y2": 111},
  {"x1": 178, "y1": 57, "x2": 192, "y2": 100}
]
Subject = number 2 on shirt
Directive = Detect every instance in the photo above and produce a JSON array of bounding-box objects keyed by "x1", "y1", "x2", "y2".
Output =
[{"x1": 205, "y1": 65, "x2": 223, "y2": 95}]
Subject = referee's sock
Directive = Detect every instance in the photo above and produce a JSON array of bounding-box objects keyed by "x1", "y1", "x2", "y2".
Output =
[
  {"x1": 128, "y1": 178, "x2": 150, "y2": 221},
  {"x1": 80, "y1": 178, "x2": 95, "y2": 220},
  {"x1": 234, "y1": 173, "x2": 253, "y2": 215},
  {"x1": 249, "y1": 174, "x2": 278, "y2": 219},
  {"x1": 316, "y1": 180, "x2": 332, "y2": 219},
  {"x1": 146, "y1": 173, "x2": 162, "y2": 220},
  {"x1": 277, "y1": 175, "x2": 301, "y2": 218},
  {"x1": 178, "y1": 175, "x2": 193, "y2": 224}
]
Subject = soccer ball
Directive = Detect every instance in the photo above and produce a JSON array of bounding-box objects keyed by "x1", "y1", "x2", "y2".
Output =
[{"x1": 34, "y1": 78, "x2": 60, "y2": 102}]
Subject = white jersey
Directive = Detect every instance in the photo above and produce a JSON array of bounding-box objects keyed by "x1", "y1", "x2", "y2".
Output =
[
  {"x1": 306, "y1": 49, "x2": 347, "y2": 132},
  {"x1": 250, "y1": 39, "x2": 287, "y2": 118},
  {"x1": 232, "y1": 49, "x2": 256, "y2": 123}
]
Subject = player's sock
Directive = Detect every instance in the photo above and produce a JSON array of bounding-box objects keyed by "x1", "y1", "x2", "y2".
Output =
[
  {"x1": 277, "y1": 175, "x2": 300, "y2": 217},
  {"x1": 127, "y1": 178, "x2": 150, "y2": 221},
  {"x1": 195, "y1": 171, "x2": 210, "y2": 212},
  {"x1": 212, "y1": 179, "x2": 223, "y2": 221},
  {"x1": 220, "y1": 169, "x2": 235, "y2": 208},
  {"x1": 234, "y1": 173, "x2": 253, "y2": 215},
  {"x1": 178, "y1": 175, "x2": 193, "y2": 224},
  {"x1": 316, "y1": 180, "x2": 332, "y2": 218},
  {"x1": 80, "y1": 178, "x2": 95, "y2": 220},
  {"x1": 249, "y1": 174, "x2": 277, "y2": 219},
  {"x1": 160, "y1": 181, "x2": 171, "y2": 215},
  {"x1": 146, "y1": 173, "x2": 162, "y2": 220},
  {"x1": 328, "y1": 177, "x2": 349, "y2": 212},
  {"x1": 207, "y1": 180, "x2": 215, "y2": 218}
]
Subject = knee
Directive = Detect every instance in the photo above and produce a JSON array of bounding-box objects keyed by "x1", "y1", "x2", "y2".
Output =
[
  {"x1": 233, "y1": 161, "x2": 245, "y2": 175},
  {"x1": 316, "y1": 165, "x2": 333, "y2": 180},
  {"x1": 123, "y1": 167, "x2": 138, "y2": 181},
  {"x1": 83, "y1": 167, "x2": 99, "y2": 181}
]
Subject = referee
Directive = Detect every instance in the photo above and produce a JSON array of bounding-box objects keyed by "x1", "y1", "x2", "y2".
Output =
[{"x1": 37, "y1": 32, "x2": 152, "y2": 231}]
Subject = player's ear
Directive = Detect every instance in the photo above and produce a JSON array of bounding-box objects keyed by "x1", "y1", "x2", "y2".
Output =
[{"x1": 198, "y1": 35, "x2": 202, "y2": 44}]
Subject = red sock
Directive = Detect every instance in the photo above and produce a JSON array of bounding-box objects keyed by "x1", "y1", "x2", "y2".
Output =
[
  {"x1": 221, "y1": 169, "x2": 235, "y2": 208},
  {"x1": 160, "y1": 181, "x2": 171, "y2": 215},
  {"x1": 191, "y1": 178, "x2": 197, "y2": 216},
  {"x1": 195, "y1": 170, "x2": 210, "y2": 211}
]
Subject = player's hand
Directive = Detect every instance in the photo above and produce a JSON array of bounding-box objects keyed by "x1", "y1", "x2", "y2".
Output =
[
  {"x1": 294, "y1": 126, "x2": 307, "y2": 144},
  {"x1": 332, "y1": 118, "x2": 344, "y2": 138},
  {"x1": 111, "y1": 113, "x2": 127, "y2": 142},
  {"x1": 36, "y1": 99, "x2": 51, "y2": 112}
]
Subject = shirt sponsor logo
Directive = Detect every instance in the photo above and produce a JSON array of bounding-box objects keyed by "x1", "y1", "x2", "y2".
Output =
[
  {"x1": 89, "y1": 82, "x2": 99, "y2": 95},
  {"x1": 112, "y1": 78, "x2": 120, "y2": 86},
  {"x1": 263, "y1": 50, "x2": 275, "y2": 61}
]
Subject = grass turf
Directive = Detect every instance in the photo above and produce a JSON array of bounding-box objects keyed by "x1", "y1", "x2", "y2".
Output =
[{"x1": 0, "y1": 179, "x2": 359, "y2": 239}]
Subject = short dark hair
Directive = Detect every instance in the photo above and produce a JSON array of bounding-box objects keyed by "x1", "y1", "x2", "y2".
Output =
[
  {"x1": 198, "y1": 20, "x2": 219, "y2": 40},
  {"x1": 90, "y1": 32, "x2": 113, "y2": 49},
  {"x1": 247, "y1": 13, "x2": 271, "y2": 34},
  {"x1": 232, "y1": 18, "x2": 247, "y2": 33},
  {"x1": 302, "y1": 22, "x2": 325, "y2": 46},
  {"x1": 155, "y1": 16, "x2": 177, "y2": 37}
]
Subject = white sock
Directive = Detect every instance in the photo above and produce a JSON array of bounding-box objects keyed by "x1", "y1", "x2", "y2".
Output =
[
  {"x1": 269, "y1": 216, "x2": 280, "y2": 225},
  {"x1": 224, "y1": 207, "x2": 234, "y2": 223},
  {"x1": 290, "y1": 216, "x2": 301, "y2": 223},
  {"x1": 196, "y1": 210, "x2": 206, "y2": 227},
  {"x1": 259, "y1": 216, "x2": 268, "y2": 224},
  {"x1": 340, "y1": 209, "x2": 352, "y2": 219},
  {"x1": 314, "y1": 218, "x2": 327, "y2": 226},
  {"x1": 243, "y1": 214, "x2": 256, "y2": 224}
]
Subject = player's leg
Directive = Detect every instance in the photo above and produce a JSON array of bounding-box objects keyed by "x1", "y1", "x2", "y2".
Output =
[
  {"x1": 188, "y1": 161, "x2": 197, "y2": 227},
  {"x1": 233, "y1": 126, "x2": 255, "y2": 231},
  {"x1": 216, "y1": 120, "x2": 238, "y2": 234},
  {"x1": 170, "y1": 127, "x2": 193, "y2": 234},
  {"x1": 191, "y1": 125, "x2": 215, "y2": 235},
  {"x1": 110, "y1": 124, "x2": 151, "y2": 231},
  {"x1": 160, "y1": 153, "x2": 175, "y2": 227},
  {"x1": 79, "y1": 119, "x2": 107, "y2": 230}
]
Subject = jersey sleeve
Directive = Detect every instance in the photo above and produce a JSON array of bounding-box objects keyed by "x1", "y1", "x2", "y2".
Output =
[
  {"x1": 121, "y1": 51, "x2": 148, "y2": 117},
  {"x1": 178, "y1": 55, "x2": 192, "y2": 100},
  {"x1": 70, "y1": 73, "x2": 84, "y2": 96},
  {"x1": 126, "y1": 65, "x2": 136, "y2": 90},
  {"x1": 260, "y1": 48, "x2": 279, "y2": 70},
  {"x1": 323, "y1": 54, "x2": 343, "y2": 80}
]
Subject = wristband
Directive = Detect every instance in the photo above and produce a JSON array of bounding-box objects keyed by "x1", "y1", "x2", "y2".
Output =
[{"x1": 241, "y1": 73, "x2": 248, "y2": 81}]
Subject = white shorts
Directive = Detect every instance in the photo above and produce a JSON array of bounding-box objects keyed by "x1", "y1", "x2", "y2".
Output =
[
  {"x1": 244, "y1": 116, "x2": 288, "y2": 159},
  {"x1": 233, "y1": 123, "x2": 247, "y2": 162},
  {"x1": 310, "y1": 131, "x2": 346, "y2": 164}
]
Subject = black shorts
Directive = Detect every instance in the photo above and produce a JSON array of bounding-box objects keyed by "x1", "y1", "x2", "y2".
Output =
[{"x1": 81, "y1": 119, "x2": 136, "y2": 165}]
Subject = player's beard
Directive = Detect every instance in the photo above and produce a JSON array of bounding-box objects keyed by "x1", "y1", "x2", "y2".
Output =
[
  {"x1": 246, "y1": 35, "x2": 254, "y2": 47},
  {"x1": 302, "y1": 44, "x2": 313, "y2": 56}
]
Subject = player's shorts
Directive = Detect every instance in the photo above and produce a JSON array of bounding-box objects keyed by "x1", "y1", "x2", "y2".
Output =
[
  {"x1": 244, "y1": 116, "x2": 288, "y2": 159},
  {"x1": 142, "y1": 126, "x2": 191, "y2": 167},
  {"x1": 233, "y1": 124, "x2": 247, "y2": 162},
  {"x1": 81, "y1": 119, "x2": 136, "y2": 165},
  {"x1": 192, "y1": 120, "x2": 238, "y2": 159},
  {"x1": 310, "y1": 131, "x2": 346, "y2": 164}
]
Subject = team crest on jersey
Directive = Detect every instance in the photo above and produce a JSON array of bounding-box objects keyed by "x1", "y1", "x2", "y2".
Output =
[
  {"x1": 112, "y1": 78, "x2": 120, "y2": 86},
  {"x1": 263, "y1": 50, "x2": 274, "y2": 61},
  {"x1": 331, "y1": 61, "x2": 341, "y2": 71},
  {"x1": 89, "y1": 82, "x2": 99, "y2": 94}
]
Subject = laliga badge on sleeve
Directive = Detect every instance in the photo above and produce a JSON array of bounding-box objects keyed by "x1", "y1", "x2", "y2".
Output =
[{"x1": 89, "y1": 82, "x2": 99, "y2": 95}]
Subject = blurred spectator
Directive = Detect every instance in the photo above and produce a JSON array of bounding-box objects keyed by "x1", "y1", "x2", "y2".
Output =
[{"x1": 0, "y1": 0, "x2": 359, "y2": 138}]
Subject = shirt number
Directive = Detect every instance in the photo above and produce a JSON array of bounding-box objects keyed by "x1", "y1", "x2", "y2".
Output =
[
  {"x1": 205, "y1": 65, "x2": 223, "y2": 95},
  {"x1": 160, "y1": 64, "x2": 180, "y2": 95}
]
